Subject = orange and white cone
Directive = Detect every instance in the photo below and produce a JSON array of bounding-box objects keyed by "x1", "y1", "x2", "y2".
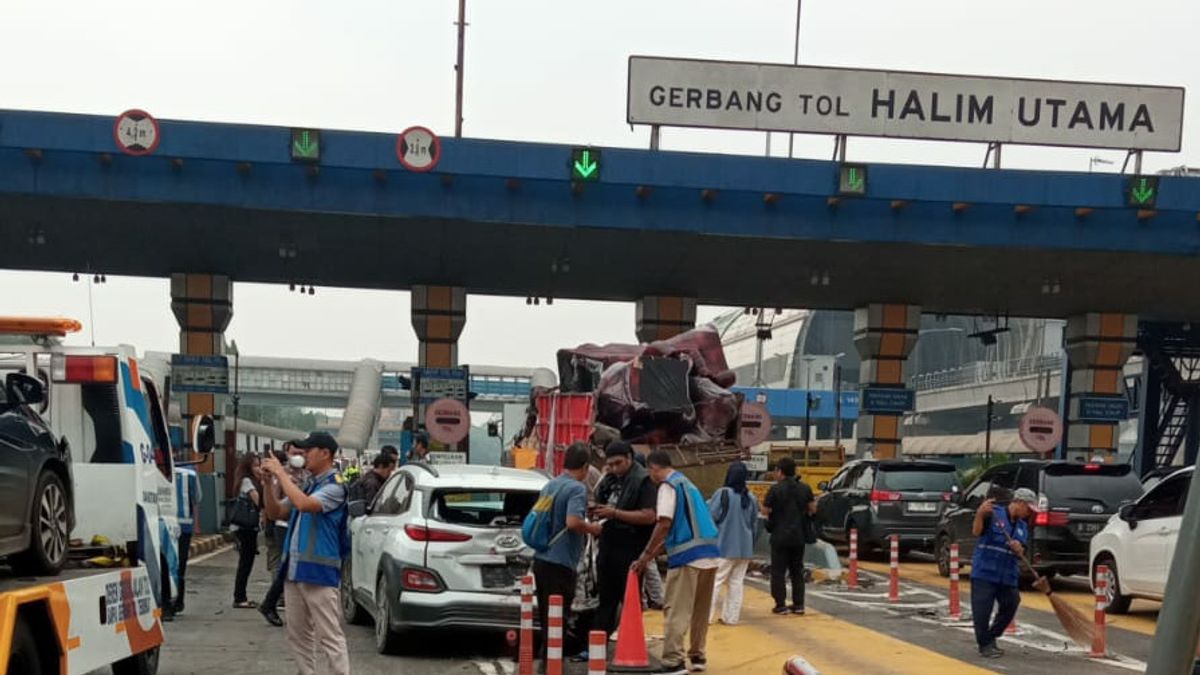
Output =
[
  {"x1": 1091, "y1": 565, "x2": 1108, "y2": 658},
  {"x1": 847, "y1": 528, "x2": 859, "y2": 589},
  {"x1": 519, "y1": 575, "x2": 534, "y2": 675},
  {"x1": 548, "y1": 594, "x2": 565, "y2": 675},
  {"x1": 888, "y1": 535, "x2": 900, "y2": 602},
  {"x1": 948, "y1": 543, "x2": 961, "y2": 620},
  {"x1": 588, "y1": 630, "x2": 607, "y2": 675}
]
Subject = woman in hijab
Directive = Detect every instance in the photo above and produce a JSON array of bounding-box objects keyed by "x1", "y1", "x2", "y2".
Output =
[{"x1": 707, "y1": 461, "x2": 759, "y2": 624}]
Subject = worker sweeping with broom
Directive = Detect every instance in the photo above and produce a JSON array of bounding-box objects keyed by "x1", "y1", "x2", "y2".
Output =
[{"x1": 970, "y1": 487, "x2": 1038, "y2": 659}]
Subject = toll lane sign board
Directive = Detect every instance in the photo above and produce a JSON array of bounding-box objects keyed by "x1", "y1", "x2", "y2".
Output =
[
  {"x1": 170, "y1": 354, "x2": 229, "y2": 394},
  {"x1": 627, "y1": 56, "x2": 1184, "y2": 152}
]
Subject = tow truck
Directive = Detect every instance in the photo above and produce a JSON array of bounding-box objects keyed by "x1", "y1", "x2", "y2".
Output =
[{"x1": 0, "y1": 317, "x2": 215, "y2": 674}]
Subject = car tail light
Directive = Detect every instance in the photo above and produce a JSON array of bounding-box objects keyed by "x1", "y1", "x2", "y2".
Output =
[
  {"x1": 941, "y1": 492, "x2": 954, "y2": 502},
  {"x1": 870, "y1": 490, "x2": 902, "y2": 504},
  {"x1": 1034, "y1": 511, "x2": 1070, "y2": 527},
  {"x1": 401, "y1": 568, "x2": 444, "y2": 592},
  {"x1": 52, "y1": 355, "x2": 117, "y2": 383},
  {"x1": 1083, "y1": 463, "x2": 1101, "y2": 472},
  {"x1": 404, "y1": 524, "x2": 472, "y2": 543}
]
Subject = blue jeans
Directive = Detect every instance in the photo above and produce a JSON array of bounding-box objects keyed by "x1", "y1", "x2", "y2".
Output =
[{"x1": 970, "y1": 578, "x2": 1020, "y2": 649}]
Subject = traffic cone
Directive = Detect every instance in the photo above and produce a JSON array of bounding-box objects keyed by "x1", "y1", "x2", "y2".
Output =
[{"x1": 612, "y1": 571, "x2": 651, "y2": 670}]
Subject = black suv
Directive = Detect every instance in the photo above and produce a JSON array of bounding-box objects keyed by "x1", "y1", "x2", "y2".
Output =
[
  {"x1": 0, "y1": 373, "x2": 73, "y2": 575},
  {"x1": 935, "y1": 460, "x2": 1143, "y2": 579},
  {"x1": 816, "y1": 459, "x2": 959, "y2": 553}
]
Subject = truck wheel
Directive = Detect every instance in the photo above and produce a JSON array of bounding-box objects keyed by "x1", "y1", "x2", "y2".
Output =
[
  {"x1": 7, "y1": 616, "x2": 41, "y2": 675},
  {"x1": 341, "y1": 559, "x2": 367, "y2": 625},
  {"x1": 12, "y1": 471, "x2": 70, "y2": 576},
  {"x1": 112, "y1": 647, "x2": 159, "y2": 675}
]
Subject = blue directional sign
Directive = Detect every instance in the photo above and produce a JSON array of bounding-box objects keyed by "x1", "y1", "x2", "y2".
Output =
[
  {"x1": 170, "y1": 354, "x2": 229, "y2": 394},
  {"x1": 862, "y1": 387, "x2": 915, "y2": 415},
  {"x1": 1077, "y1": 395, "x2": 1130, "y2": 423}
]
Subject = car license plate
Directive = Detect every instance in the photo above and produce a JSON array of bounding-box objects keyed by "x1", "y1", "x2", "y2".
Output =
[
  {"x1": 481, "y1": 564, "x2": 527, "y2": 589},
  {"x1": 1076, "y1": 522, "x2": 1102, "y2": 535},
  {"x1": 906, "y1": 502, "x2": 938, "y2": 513}
]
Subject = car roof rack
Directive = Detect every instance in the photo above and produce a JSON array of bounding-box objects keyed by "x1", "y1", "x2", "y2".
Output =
[{"x1": 406, "y1": 461, "x2": 439, "y2": 478}]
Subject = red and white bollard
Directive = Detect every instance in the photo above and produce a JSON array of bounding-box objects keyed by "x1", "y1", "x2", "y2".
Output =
[
  {"x1": 847, "y1": 528, "x2": 859, "y2": 589},
  {"x1": 588, "y1": 630, "x2": 607, "y2": 675},
  {"x1": 948, "y1": 543, "x2": 961, "y2": 620},
  {"x1": 1091, "y1": 565, "x2": 1108, "y2": 658},
  {"x1": 888, "y1": 535, "x2": 900, "y2": 602},
  {"x1": 547, "y1": 594, "x2": 565, "y2": 675},
  {"x1": 519, "y1": 575, "x2": 534, "y2": 675}
]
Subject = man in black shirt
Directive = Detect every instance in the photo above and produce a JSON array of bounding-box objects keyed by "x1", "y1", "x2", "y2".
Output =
[
  {"x1": 352, "y1": 453, "x2": 396, "y2": 506},
  {"x1": 590, "y1": 442, "x2": 658, "y2": 637},
  {"x1": 762, "y1": 457, "x2": 815, "y2": 615}
]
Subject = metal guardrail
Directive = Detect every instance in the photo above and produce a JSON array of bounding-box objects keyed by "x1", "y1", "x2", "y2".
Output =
[{"x1": 909, "y1": 355, "x2": 1061, "y2": 392}]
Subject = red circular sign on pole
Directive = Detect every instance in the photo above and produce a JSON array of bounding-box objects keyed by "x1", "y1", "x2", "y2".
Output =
[
  {"x1": 113, "y1": 109, "x2": 161, "y2": 156},
  {"x1": 739, "y1": 401, "x2": 772, "y2": 449},
  {"x1": 396, "y1": 126, "x2": 441, "y2": 172},
  {"x1": 1019, "y1": 406, "x2": 1063, "y2": 456},
  {"x1": 425, "y1": 397, "x2": 469, "y2": 445}
]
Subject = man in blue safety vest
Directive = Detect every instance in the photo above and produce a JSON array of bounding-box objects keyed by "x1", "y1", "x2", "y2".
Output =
[
  {"x1": 172, "y1": 465, "x2": 202, "y2": 616},
  {"x1": 970, "y1": 487, "x2": 1037, "y2": 659},
  {"x1": 633, "y1": 450, "x2": 722, "y2": 675},
  {"x1": 262, "y1": 431, "x2": 351, "y2": 675}
]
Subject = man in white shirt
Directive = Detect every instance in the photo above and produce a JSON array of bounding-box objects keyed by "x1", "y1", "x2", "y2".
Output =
[{"x1": 632, "y1": 450, "x2": 722, "y2": 674}]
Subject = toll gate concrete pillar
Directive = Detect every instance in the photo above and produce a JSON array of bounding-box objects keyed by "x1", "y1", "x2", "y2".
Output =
[
  {"x1": 170, "y1": 273, "x2": 233, "y2": 475},
  {"x1": 411, "y1": 285, "x2": 466, "y2": 367},
  {"x1": 1063, "y1": 313, "x2": 1137, "y2": 462},
  {"x1": 853, "y1": 304, "x2": 921, "y2": 459},
  {"x1": 635, "y1": 296, "x2": 696, "y2": 343}
]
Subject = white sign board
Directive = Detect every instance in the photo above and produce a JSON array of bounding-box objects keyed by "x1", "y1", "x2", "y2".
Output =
[
  {"x1": 745, "y1": 452, "x2": 769, "y2": 473},
  {"x1": 427, "y1": 451, "x2": 468, "y2": 465},
  {"x1": 628, "y1": 57, "x2": 1184, "y2": 151}
]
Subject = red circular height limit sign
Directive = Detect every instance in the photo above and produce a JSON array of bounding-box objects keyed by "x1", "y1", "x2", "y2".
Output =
[
  {"x1": 396, "y1": 126, "x2": 441, "y2": 172},
  {"x1": 425, "y1": 397, "x2": 469, "y2": 445},
  {"x1": 113, "y1": 109, "x2": 161, "y2": 156}
]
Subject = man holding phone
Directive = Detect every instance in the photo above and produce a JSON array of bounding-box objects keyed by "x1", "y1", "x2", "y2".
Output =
[{"x1": 970, "y1": 487, "x2": 1036, "y2": 659}]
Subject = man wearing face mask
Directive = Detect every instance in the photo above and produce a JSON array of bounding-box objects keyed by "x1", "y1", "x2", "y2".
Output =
[{"x1": 259, "y1": 442, "x2": 311, "y2": 627}]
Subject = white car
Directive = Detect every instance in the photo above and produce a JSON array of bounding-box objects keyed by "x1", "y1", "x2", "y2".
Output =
[
  {"x1": 341, "y1": 463, "x2": 547, "y2": 653},
  {"x1": 1089, "y1": 466, "x2": 1193, "y2": 613}
]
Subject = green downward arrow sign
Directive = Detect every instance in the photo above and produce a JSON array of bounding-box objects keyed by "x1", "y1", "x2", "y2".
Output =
[
  {"x1": 574, "y1": 150, "x2": 598, "y2": 179},
  {"x1": 292, "y1": 130, "x2": 319, "y2": 160},
  {"x1": 848, "y1": 168, "x2": 865, "y2": 191},
  {"x1": 1131, "y1": 178, "x2": 1155, "y2": 205}
]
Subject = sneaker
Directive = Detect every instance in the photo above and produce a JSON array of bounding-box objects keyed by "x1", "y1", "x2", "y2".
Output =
[
  {"x1": 258, "y1": 606, "x2": 284, "y2": 627},
  {"x1": 979, "y1": 644, "x2": 1003, "y2": 659},
  {"x1": 790, "y1": 606, "x2": 806, "y2": 615},
  {"x1": 656, "y1": 664, "x2": 688, "y2": 675},
  {"x1": 772, "y1": 606, "x2": 790, "y2": 615},
  {"x1": 689, "y1": 657, "x2": 708, "y2": 672}
]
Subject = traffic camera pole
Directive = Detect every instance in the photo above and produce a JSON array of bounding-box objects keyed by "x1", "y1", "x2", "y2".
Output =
[{"x1": 1145, "y1": 456, "x2": 1200, "y2": 674}]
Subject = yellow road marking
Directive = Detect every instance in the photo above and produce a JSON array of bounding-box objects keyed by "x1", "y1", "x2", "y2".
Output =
[
  {"x1": 856, "y1": 559, "x2": 1159, "y2": 636},
  {"x1": 641, "y1": 584, "x2": 996, "y2": 674}
]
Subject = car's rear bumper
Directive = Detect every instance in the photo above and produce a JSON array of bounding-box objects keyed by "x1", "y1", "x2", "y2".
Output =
[
  {"x1": 395, "y1": 589, "x2": 526, "y2": 631},
  {"x1": 863, "y1": 522, "x2": 939, "y2": 550}
]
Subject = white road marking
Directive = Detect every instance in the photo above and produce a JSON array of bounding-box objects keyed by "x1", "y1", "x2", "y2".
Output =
[
  {"x1": 189, "y1": 543, "x2": 234, "y2": 565},
  {"x1": 475, "y1": 661, "x2": 498, "y2": 675}
]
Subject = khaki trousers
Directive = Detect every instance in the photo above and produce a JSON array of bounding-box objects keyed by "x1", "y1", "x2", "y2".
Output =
[
  {"x1": 284, "y1": 581, "x2": 350, "y2": 675},
  {"x1": 661, "y1": 565, "x2": 717, "y2": 666}
]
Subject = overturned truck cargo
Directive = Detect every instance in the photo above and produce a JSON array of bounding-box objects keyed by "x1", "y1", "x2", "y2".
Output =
[{"x1": 519, "y1": 325, "x2": 756, "y2": 494}]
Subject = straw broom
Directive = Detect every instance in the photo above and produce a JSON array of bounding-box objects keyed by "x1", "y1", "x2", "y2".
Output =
[{"x1": 1000, "y1": 526, "x2": 1095, "y2": 649}]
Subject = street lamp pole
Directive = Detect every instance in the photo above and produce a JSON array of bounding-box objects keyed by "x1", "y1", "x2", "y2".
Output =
[
  {"x1": 787, "y1": 0, "x2": 802, "y2": 159},
  {"x1": 984, "y1": 394, "x2": 994, "y2": 466},
  {"x1": 454, "y1": 0, "x2": 467, "y2": 138}
]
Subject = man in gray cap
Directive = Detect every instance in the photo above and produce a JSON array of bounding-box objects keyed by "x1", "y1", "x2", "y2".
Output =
[{"x1": 969, "y1": 486, "x2": 1037, "y2": 659}]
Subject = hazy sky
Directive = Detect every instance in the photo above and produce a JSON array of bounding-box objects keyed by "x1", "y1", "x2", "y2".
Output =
[{"x1": 1, "y1": 0, "x2": 1197, "y2": 370}]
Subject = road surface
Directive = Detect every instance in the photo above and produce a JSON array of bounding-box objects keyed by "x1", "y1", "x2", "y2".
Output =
[{"x1": 153, "y1": 544, "x2": 1158, "y2": 674}]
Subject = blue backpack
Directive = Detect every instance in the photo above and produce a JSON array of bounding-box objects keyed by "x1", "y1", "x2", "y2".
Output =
[{"x1": 522, "y1": 483, "x2": 569, "y2": 553}]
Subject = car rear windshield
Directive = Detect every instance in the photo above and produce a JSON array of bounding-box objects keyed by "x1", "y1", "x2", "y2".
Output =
[
  {"x1": 430, "y1": 489, "x2": 540, "y2": 528},
  {"x1": 1042, "y1": 464, "x2": 1143, "y2": 511},
  {"x1": 876, "y1": 465, "x2": 957, "y2": 492}
]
